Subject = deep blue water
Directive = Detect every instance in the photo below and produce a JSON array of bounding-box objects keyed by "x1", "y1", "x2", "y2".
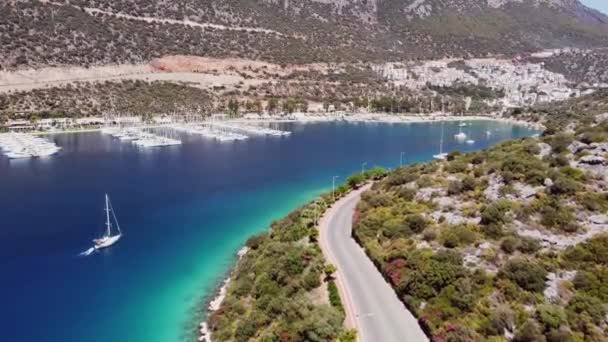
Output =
[{"x1": 0, "y1": 121, "x2": 537, "y2": 341}]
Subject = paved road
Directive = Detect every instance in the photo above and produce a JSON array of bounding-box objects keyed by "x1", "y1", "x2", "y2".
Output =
[{"x1": 320, "y1": 186, "x2": 429, "y2": 342}]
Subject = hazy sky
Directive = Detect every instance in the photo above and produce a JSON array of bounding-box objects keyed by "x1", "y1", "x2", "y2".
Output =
[{"x1": 581, "y1": 0, "x2": 608, "y2": 14}]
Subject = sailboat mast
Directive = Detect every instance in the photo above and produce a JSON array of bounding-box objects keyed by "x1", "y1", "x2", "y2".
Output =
[
  {"x1": 105, "y1": 194, "x2": 111, "y2": 237},
  {"x1": 439, "y1": 123, "x2": 444, "y2": 154}
]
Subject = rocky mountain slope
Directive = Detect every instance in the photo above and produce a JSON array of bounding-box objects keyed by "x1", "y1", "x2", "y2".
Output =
[
  {"x1": 2, "y1": 0, "x2": 608, "y2": 69},
  {"x1": 353, "y1": 114, "x2": 608, "y2": 340}
]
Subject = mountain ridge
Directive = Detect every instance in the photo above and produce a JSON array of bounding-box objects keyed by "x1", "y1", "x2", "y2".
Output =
[{"x1": 1, "y1": 0, "x2": 608, "y2": 69}]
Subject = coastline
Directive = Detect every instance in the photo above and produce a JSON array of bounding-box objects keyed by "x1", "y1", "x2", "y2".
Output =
[
  {"x1": 18, "y1": 113, "x2": 544, "y2": 137},
  {"x1": 197, "y1": 246, "x2": 249, "y2": 342}
]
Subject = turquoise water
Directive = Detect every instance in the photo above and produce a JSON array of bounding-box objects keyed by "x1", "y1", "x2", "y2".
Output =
[{"x1": 0, "y1": 121, "x2": 537, "y2": 341}]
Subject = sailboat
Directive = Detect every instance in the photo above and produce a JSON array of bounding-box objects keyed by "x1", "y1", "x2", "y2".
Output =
[
  {"x1": 454, "y1": 123, "x2": 467, "y2": 141},
  {"x1": 93, "y1": 194, "x2": 122, "y2": 250},
  {"x1": 466, "y1": 127, "x2": 475, "y2": 145},
  {"x1": 434, "y1": 123, "x2": 448, "y2": 160}
]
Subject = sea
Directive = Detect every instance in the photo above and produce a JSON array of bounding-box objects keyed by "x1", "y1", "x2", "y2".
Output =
[{"x1": 0, "y1": 121, "x2": 538, "y2": 342}]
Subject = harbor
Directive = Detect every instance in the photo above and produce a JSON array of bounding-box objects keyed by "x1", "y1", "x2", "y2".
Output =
[
  {"x1": 101, "y1": 127, "x2": 182, "y2": 147},
  {"x1": 0, "y1": 132, "x2": 61, "y2": 159}
]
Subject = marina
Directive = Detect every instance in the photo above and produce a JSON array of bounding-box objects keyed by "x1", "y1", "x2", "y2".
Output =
[
  {"x1": 102, "y1": 127, "x2": 182, "y2": 147},
  {"x1": 170, "y1": 123, "x2": 249, "y2": 142},
  {"x1": 0, "y1": 132, "x2": 61, "y2": 159}
]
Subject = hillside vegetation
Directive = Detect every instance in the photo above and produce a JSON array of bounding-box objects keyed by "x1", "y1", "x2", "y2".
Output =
[
  {"x1": 2, "y1": 0, "x2": 608, "y2": 68},
  {"x1": 353, "y1": 117, "x2": 608, "y2": 340}
]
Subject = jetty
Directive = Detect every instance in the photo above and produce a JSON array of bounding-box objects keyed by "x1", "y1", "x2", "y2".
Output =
[{"x1": 0, "y1": 132, "x2": 61, "y2": 159}]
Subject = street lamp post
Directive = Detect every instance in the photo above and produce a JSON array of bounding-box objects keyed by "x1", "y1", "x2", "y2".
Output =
[
  {"x1": 332, "y1": 175, "x2": 340, "y2": 202},
  {"x1": 400, "y1": 152, "x2": 405, "y2": 167}
]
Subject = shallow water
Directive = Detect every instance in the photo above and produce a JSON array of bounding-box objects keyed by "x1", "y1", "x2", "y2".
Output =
[{"x1": 0, "y1": 121, "x2": 537, "y2": 341}]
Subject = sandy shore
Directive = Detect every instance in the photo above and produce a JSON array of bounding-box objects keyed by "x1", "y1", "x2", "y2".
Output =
[{"x1": 198, "y1": 246, "x2": 249, "y2": 342}]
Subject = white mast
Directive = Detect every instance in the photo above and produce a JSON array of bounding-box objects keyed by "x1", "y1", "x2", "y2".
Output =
[
  {"x1": 105, "y1": 194, "x2": 111, "y2": 237},
  {"x1": 439, "y1": 123, "x2": 444, "y2": 155}
]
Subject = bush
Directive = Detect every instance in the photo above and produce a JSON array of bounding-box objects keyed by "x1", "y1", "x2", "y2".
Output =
[
  {"x1": 537, "y1": 304, "x2": 567, "y2": 331},
  {"x1": 480, "y1": 200, "x2": 510, "y2": 226},
  {"x1": 440, "y1": 224, "x2": 478, "y2": 248},
  {"x1": 461, "y1": 176, "x2": 476, "y2": 192},
  {"x1": 446, "y1": 160, "x2": 468, "y2": 173},
  {"x1": 548, "y1": 133, "x2": 573, "y2": 154},
  {"x1": 540, "y1": 203, "x2": 578, "y2": 232},
  {"x1": 500, "y1": 236, "x2": 519, "y2": 254},
  {"x1": 327, "y1": 280, "x2": 343, "y2": 312},
  {"x1": 566, "y1": 293, "x2": 606, "y2": 325},
  {"x1": 513, "y1": 320, "x2": 545, "y2": 342},
  {"x1": 517, "y1": 237, "x2": 541, "y2": 254},
  {"x1": 405, "y1": 214, "x2": 428, "y2": 233},
  {"x1": 499, "y1": 259, "x2": 547, "y2": 293},
  {"x1": 396, "y1": 187, "x2": 416, "y2": 201},
  {"x1": 550, "y1": 176, "x2": 580, "y2": 196},
  {"x1": 447, "y1": 180, "x2": 463, "y2": 195}
]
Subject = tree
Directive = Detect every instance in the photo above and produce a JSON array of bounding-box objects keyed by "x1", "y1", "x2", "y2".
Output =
[
  {"x1": 226, "y1": 98, "x2": 239, "y2": 117},
  {"x1": 498, "y1": 259, "x2": 547, "y2": 293},
  {"x1": 266, "y1": 98, "x2": 278, "y2": 114},
  {"x1": 347, "y1": 173, "x2": 364, "y2": 188},
  {"x1": 324, "y1": 264, "x2": 337, "y2": 279}
]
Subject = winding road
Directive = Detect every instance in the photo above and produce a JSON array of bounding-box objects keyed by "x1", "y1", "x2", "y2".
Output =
[{"x1": 319, "y1": 185, "x2": 429, "y2": 342}]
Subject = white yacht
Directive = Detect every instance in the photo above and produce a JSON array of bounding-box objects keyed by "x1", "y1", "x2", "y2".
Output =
[{"x1": 93, "y1": 194, "x2": 122, "y2": 250}]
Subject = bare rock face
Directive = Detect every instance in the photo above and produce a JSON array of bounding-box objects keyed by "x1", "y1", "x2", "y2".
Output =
[
  {"x1": 484, "y1": 174, "x2": 504, "y2": 201},
  {"x1": 579, "y1": 155, "x2": 606, "y2": 165},
  {"x1": 537, "y1": 143, "x2": 552, "y2": 159},
  {"x1": 568, "y1": 140, "x2": 589, "y2": 154},
  {"x1": 589, "y1": 214, "x2": 608, "y2": 225}
]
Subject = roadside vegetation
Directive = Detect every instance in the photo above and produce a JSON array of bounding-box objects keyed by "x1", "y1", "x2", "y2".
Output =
[{"x1": 208, "y1": 168, "x2": 385, "y2": 341}]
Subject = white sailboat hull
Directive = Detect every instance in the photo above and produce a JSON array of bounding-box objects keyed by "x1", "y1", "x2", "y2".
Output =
[{"x1": 94, "y1": 234, "x2": 121, "y2": 250}]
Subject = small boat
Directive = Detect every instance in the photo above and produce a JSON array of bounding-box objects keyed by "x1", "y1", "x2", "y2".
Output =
[
  {"x1": 93, "y1": 194, "x2": 122, "y2": 250},
  {"x1": 458, "y1": 122, "x2": 467, "y2": 127},
  {"x1": 434, "y1": 123, "x2": 448, "y2": 160},
  {"x1": 466, "y1": 139, "x2": 475, "y2": 145}
]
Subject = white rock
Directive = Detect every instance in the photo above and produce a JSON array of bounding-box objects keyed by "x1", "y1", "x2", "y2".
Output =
[
  {"x1": 537, "y1": 142, "x2": 551, "y2": 158},
  {"x1": 568, "y1": 141, "x2": 588, "y2": 154},
  {"x1": 544, "y1": 178, "x2": 554, "y2": 187},
  {"x1": 589, "y1": 215, "x2": 608, "y2": 225},
  {"x1": 579, "y1": 155, "x2": 606, "y2": 165}
]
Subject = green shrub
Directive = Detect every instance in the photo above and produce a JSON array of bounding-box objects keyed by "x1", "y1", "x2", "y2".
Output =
[
  {"x1": 513, "y1": 320, "x2": 545, "y2": 342},
  {"x1": 446, "y1": 160, "x2": 468, "y2": 173},
  {"x1": 536, "y1": 304, "x2": 567, "y2": 331},
  {"x1": 327, "y1": 280, "x2": 343, "y2": 313},
  {"x1": 566, "y1": 293, "x2": 606, "y2": 325},
  {"x1": 500, "y1": 236, "x2": 519, "y2": 254},
  {"x1": 461, "y1": 176, "x2": 476, "y2": 192},
  {"x1": 548, "y1": 133, "x2": 573, "y2": 154},
  {"x1": 396, "y1": 187, "x2": 416, "y2": 201},
  {"x1": 440, "y1": 224, "x2": 478, "y2": 248},
  {"x1": 447, "y1": 180, "x2": 463, "y2": 195},
  {"x1": 405, "y1": 214, "x2": 428, "y2": 234},
  {"x1": 517, "y1": 237, "x2": 541, "y2": 254},
  {"x1": 498, "y1": 259, "x2": 547, "y2": 293}
]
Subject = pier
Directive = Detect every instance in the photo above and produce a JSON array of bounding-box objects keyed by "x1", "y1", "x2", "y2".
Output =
[{"x1": 0, "y1": 132, "x2": 61, "y2": 159}]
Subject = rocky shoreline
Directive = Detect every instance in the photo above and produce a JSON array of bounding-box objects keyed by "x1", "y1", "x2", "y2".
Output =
[{"x1": 197, "y1": 246, "x2": 249, "y2": 342}]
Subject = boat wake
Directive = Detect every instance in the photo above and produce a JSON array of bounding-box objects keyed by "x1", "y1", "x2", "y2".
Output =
[{"x1": 79, "y1": 247, "x2": 96, "y2": 256}]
